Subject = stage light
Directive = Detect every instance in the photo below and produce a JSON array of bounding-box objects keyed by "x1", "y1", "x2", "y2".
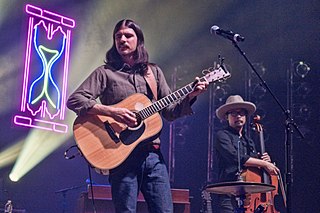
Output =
[
  {"x1": 295, "y1": 61, "x2": 310, "y2": 78},
  {"x1": 295, "y1": 82, "x2": 312, "y2": 98},
  {"x1": 214, "y1": 84, "x2": 231, "y2": 102},
  {"x1": 9, "y1": 128, "x2": 73, "y2": 182},
  {"x1": 0, "y1": 140, "x2": 24, "y2": 169},
  {"x1": 255, "y1": 102, "x2": 268, "y2": 120},
  {"x1": 293, "y1": 103, "x2": 312, "y2": 121},
  {"x1": 251, "y1": 83, "x2": 266, "y2": 100},
  {"x1": 251, "y1": 62, "x2": 267, "y2": 79}
]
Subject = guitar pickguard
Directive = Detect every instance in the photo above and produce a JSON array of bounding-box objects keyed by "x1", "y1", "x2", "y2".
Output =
[{"x1": 103, "y1": 120, "x2": 120, "y2": 143}]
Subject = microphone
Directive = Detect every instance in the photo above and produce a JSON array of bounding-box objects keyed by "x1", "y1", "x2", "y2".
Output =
[{"x1": 210, "y1": 25, "x2": 245, "y2": 42}]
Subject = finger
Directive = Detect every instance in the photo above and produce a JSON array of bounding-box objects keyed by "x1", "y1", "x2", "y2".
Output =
[
  {"x1": 263, "y1": 155, "x2": 270, "y2": 159},
  {"x1": 202, "y1": 80, "x2": 209, "y2": 87},
  {"x1": 199, "y1": 83, "x2": 208, "y2": 90},
  {"x1": 123, "y1": 108, "x2": 136, "y2": 117},
  {"x1": 271, "y1": 165, "x2": 279, "y2": 175},
  {"x1": 197, "y1": 85, "x2": 206, "y2": 91},
  {"x1": 124, "y1": 113, "x2": 137, "y2": 122},
  {"x1": 276, "y1": 166, "x2": 280, "y2": 174},
  {"x1": 192, "y1": 77, "x2": 200, "y2": 88},
  {"x1": 123, "y1": 116, "x2": 137, "y2": 127}
]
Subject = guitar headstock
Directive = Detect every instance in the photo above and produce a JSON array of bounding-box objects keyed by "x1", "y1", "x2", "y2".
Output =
[
  {"x1": 201, "y1": 189, "x2": 213, "y2": 213},
  {"x1": 201, "y1": 189, "x2": 212, "y2": 203},
  {"x1": 203, "y1": 64, "x2": 231, "y2": 83}
]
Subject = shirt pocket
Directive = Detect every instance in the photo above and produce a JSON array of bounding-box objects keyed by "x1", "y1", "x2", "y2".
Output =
[{"x1": 102, "y1": 82, "x2": 133, "y2": 105}]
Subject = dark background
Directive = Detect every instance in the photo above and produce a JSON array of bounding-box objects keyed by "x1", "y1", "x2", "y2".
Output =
[{"x1": 0, "y1": 0, "x2": 319, "y2": 212}]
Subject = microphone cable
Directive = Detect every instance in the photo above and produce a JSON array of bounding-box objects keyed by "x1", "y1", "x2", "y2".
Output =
[{"x1": 64, "y1": 145, "x2": 81, "y2": 160}]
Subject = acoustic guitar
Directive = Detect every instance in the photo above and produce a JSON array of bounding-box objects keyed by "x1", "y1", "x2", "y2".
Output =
[{"x1": 73, "y1": 65, "x2": 231, "y2": 171}]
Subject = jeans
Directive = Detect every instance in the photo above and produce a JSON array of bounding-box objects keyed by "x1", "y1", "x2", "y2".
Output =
[
  {"x1": 216, "y1": 194, "x2": 236, "y2": 213},
  {"x1": 109, "y1": 145, "x2": 173, "y2": 213}
]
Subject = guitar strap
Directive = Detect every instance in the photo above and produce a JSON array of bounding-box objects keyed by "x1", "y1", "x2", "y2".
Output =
[
  {"x1": 144, "y1": 65, "x2": 158, "y2": 101},
  {"x1": 144, "y1": 65, "x2": 160, "y2": 149}
]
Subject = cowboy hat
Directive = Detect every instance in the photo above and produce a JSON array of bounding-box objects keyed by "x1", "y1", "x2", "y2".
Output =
[{"x1": 216, "y1": 95, "x2": 256, "y2": 120}]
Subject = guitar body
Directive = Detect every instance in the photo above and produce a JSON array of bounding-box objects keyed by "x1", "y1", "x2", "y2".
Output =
[{"x1": 73, "y1": 93, "x2": 163, "y2": 170}]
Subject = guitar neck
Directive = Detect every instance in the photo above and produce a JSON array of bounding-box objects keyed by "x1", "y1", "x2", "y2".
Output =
[
  {"x1": 206, "y1": 200, "x2": 213, "y2": 213},
  {"x1": 138, "y1": 76, "x2": 207, "y2": 120},
  {"x1": 256, "y1": 123, "x2": 270, "y2": 184}
]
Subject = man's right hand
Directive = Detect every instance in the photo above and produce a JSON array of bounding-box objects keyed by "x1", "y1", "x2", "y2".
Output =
[
  {"x1": 89, "y1": 104, "x2": 137, "y2": 127},
  {"x1": 110, "y1": 107, "x2": 137, "y2": 127}
]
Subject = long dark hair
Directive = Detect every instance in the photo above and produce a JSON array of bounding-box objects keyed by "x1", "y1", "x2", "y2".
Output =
[{"x1": 105, "y1": 19, "x2": 149, "y2": 70}]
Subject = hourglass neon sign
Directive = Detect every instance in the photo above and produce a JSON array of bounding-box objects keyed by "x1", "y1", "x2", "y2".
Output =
[{"x1": 14, "y1": 4, "x2": 75, "y2": 133}]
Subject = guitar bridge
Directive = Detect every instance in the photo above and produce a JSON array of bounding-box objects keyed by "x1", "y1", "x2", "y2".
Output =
[{"x1": 104, "y1": 121, "x2": 120, "y2": 143}]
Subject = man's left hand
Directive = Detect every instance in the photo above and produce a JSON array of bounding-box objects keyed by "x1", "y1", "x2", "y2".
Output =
[{"x1": 188, "y1": 77, "x2": 209, "y2": 99}]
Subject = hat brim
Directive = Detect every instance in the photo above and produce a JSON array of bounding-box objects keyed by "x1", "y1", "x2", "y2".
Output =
[{"x1": 216, "y1": 102, "x2": 256, "y2": 120}]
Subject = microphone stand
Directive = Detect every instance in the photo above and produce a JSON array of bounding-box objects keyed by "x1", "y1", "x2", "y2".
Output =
[
  {"x1": 228, "y1": 39, "x2": 304, "y2": 213},
  {"x1": 234, "y1": 138, "x2": 245, "y2": 213}
]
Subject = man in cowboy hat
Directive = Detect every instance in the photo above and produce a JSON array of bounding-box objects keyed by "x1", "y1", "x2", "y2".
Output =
[{"x1": 214, "y1": 95, "x2": 279, "y2": 212}]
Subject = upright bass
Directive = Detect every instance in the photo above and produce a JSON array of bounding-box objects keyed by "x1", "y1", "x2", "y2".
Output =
[{"x1": 242, "y1": 115, "x2": 286, "y2": 213}]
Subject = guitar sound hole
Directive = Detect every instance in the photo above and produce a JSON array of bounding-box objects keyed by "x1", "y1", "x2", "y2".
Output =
[{"x1": 120, "y1": 122, "x2": 145, "y2": 145}]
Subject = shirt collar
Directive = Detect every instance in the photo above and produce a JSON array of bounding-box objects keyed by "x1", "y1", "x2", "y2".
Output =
[
  {"x1": 120, "y1": 63, "x2": 132, "y2": 72},
  {"x1": 227, "y1": 126, "x2": 247, "y2": 137}
]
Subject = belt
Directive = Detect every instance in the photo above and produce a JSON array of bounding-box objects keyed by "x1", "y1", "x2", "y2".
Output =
[{"x1": 141, "y1": 143, "x2": 160, "y2": 152}]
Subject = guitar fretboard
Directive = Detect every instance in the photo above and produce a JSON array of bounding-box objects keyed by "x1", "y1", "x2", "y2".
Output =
[{"x1": 137, "y1": 77, "x2": 207, "y2": 120}]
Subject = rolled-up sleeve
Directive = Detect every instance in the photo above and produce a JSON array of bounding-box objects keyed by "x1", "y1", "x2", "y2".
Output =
[{"x1": 67, "y1": 67, "x2": 107, "y2": 115}]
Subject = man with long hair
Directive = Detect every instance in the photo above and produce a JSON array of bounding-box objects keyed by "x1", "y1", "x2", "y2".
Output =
[{"x1": 67, "y1": 19, "x2": 208, "y2": 213}]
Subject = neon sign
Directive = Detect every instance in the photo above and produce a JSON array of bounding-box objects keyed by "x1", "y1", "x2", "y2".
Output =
[{"x1": 14, "y1": 4, "x2": 75, "y2": 133}]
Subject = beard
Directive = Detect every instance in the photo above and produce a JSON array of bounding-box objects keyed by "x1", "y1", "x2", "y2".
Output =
[{"x1": 233, "y1": 120, "x2": 245, "y2": 128}]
